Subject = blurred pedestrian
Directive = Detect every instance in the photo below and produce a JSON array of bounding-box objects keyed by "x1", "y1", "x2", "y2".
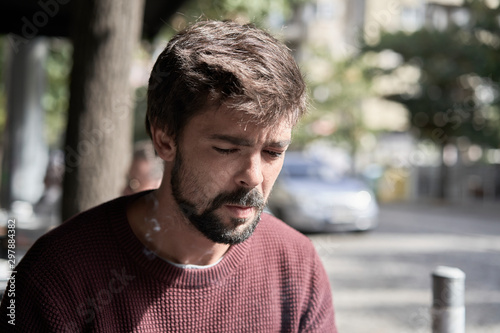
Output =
[
  {"x1": 122, "y1": 140, "x2": 163, "y2": 195},
  {"x1": 0, "y1": 20, "x2": 336, "y2": 332},
  {"x1": 33, "y1": 149, "x2": 65, "y2": 219}
]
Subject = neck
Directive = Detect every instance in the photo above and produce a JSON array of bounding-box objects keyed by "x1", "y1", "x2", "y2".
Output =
[{"x1": 127, "y1": 188, "x2": 230, "y2": 266}]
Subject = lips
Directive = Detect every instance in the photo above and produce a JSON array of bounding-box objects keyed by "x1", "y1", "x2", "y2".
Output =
[{"x1": 224, "y1": 204, "x2": 255, "y2": 219}]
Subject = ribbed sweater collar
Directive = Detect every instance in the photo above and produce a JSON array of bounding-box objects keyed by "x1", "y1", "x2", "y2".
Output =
[{"x1": 107, "y1": 192, "x2": 253, "y2": 288}]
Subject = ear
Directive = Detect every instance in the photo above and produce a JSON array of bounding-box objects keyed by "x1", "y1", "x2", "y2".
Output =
[{"x1": 151, "y1": 125, "x2": 176, "y2": 162}]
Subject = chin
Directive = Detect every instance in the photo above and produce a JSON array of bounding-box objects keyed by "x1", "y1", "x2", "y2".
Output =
[{"x1": 213, "y1": 215, "x2": 261, "y2": 245}]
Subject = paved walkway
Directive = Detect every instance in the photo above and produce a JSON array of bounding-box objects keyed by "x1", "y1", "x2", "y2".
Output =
[{"x1": 311, "y1": 199, "x2": 500, "y2": 333}]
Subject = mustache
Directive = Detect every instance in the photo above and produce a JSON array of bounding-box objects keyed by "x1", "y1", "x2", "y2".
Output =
[{"x1": 209, "y1": 187, "x2": 265, "y2": 211}]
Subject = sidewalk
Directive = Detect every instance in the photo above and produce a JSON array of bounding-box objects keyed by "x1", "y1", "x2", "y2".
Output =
[
  {"x1": 315, "y1": 199, "x2": 500, "y2": 333},
  {"x1": 380, "y1": 198, "x2": 500, "y2": 222}
]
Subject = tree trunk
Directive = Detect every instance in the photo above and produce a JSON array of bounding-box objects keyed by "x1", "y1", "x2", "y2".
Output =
[{"x1": 62, "y1": 0, "x2": 145, "y2": 220}]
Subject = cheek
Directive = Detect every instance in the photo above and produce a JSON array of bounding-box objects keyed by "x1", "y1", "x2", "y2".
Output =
[
  {"x1": 207, "y1": 163, "x2": 238, "y2": 194},
  {"x1": 262, "y1": 164, "x2": 283, "y2": 196},
  {"x1": 184, "y1": 158, "x2": 230, "y2": 199}
]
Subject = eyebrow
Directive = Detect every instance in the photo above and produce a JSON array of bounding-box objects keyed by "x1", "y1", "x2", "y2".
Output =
[{"x1": 208, "y1": 134, "x2": 291, "y2": 148}]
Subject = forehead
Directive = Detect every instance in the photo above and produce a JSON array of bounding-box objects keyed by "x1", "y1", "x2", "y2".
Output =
[{"x1": 184, "y1": 106, "x2": 293, "y2": 143}]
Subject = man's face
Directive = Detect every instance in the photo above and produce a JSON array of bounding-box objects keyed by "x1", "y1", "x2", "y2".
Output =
[{"x1": 169, "y1": 106, "x2": 292, "y2": 244}]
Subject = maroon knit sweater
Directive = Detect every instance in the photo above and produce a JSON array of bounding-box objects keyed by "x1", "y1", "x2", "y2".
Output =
[{"x1": 0, "y1": 193, "x2": 336, "y2": 332}]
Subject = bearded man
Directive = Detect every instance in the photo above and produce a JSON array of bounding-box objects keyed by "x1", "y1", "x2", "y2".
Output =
[{"x1": 0, "y1": 20, "x2": 337, "y2": 332}]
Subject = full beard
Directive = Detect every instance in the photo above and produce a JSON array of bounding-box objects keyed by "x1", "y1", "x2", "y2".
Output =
[{"x1": 170, "y1": 150, "x2": 265, "y2": 245}]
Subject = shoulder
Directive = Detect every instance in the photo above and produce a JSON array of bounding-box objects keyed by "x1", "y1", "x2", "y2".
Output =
[
  {"x1": 252, "y1": 212, "x2": 319, "y2": 263},
  {"x1": 257, "y1": 212, "x2": 313, "y2": 244},
  {"x1": 41, "y1": 195, "x2": 124, "y2": 241},
  {"x1": 249, "y1": 213, "x2": 335, "y2": 327},
  {"x1": 255, "y1": 214, "x2": 336, "y2": 331},
  {"x1": 16, "y1": 195, "x2": 129, "y2": 274}
]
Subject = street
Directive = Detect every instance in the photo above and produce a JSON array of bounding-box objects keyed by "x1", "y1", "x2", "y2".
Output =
[{"x1": 309, "y1": 200, "x2": 500, "y2": 333}]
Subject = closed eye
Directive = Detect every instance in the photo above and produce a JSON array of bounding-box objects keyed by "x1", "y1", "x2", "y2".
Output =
[
  {"x1": 264, "y1": 150, "x2": 284, "y2": 158},
  {"x1": 213, "y1": 147, "x2": 238, "y2": 155}
]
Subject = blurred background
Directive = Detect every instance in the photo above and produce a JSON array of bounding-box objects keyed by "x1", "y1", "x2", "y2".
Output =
[{"x1": 0, "y1": 0, "x2": 499, "y2": 332}]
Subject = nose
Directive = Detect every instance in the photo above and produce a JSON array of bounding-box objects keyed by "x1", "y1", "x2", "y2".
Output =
[{"x1": 236, "y1": 153, "x2": 264, "y2": 189}]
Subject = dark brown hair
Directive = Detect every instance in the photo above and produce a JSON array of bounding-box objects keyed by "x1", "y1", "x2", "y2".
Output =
[{"x1": 146, "y1": 20, "x2": 307, "y2": 141}]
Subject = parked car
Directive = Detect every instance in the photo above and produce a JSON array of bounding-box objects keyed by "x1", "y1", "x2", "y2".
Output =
[{"x1": 268, "y1": 152, "x2": 379, "y2": 232}]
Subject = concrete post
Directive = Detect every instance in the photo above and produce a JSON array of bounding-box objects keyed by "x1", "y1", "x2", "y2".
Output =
[{"x1": 431, "y1": 266, "x2": 466, "y2": 333}]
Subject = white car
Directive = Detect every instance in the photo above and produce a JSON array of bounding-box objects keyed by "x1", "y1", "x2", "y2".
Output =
[{"x1": 268, "y1": 153, "x2": 379, "y2": 232}]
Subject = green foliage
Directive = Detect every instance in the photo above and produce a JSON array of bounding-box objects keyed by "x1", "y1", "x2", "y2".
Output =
[
  {"x1": 156, "y1": 0, "x2": 309, "y2": 39},
  {"x1": 0, "y1": 37, "x2": 71, "y2": 149},
  {"x1": 360, "y1": 0, "x2": 500, "y2": 149},
  {"x1": 43, "y1": 38, "x2": 72, "y2": 148},
  {"x1": 294, "y1": 44, "x2": 373, "y2": 154}
]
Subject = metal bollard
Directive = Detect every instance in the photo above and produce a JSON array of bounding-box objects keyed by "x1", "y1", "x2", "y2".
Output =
[{"x1": 431, "y1": 266, "x2": 466, "y2": 333}]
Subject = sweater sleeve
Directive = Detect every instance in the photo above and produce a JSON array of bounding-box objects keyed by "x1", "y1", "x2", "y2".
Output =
[
  {"x1": 299, "y1": 248, "x2": 337, "y2": 333},
  {"x1": 0, "y1": 236, "x2": 82, "y2": 332}
]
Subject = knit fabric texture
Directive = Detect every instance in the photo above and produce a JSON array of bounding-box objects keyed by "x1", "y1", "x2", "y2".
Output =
[{"x1": 0, "y1": 193, "x2": 336, "y2": 332}]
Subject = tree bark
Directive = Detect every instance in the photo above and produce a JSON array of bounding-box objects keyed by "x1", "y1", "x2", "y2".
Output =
[{"x1": 62, "y1": 0, "x2": 145, "y2": 220}]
